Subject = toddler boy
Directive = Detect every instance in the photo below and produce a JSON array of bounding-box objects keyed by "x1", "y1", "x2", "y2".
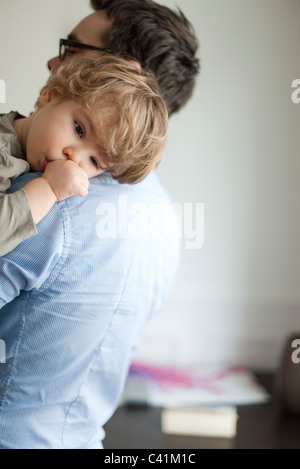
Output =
[{"x1": 0, "y1": 54, "x2": 168, "y2": 256}]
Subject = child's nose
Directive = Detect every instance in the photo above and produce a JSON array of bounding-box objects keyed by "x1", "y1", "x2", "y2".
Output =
[{"x1": 63, "y1": 147, "x2": 81, "y2": 165}]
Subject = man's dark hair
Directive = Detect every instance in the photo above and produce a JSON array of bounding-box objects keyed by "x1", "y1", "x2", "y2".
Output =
[{"x1": 90, "y1": 0, "x2": 200, "y2": 115}]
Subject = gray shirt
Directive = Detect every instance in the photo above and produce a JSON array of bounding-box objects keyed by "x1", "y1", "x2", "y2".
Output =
[{"x1": 0, "y1": 112, "x2": 37, "y2": 256}]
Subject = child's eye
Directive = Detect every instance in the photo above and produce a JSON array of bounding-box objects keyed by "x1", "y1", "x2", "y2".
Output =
[
  {"x1": 90, "y1": 156, "x2": 99, "y2": 169},
  {"x1": 75, "y1": 121, "x2": 84, "y2": 138}
]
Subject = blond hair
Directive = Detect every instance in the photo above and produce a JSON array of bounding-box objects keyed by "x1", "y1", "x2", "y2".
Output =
[{"x1": 42, "y1": 55, "x2": 168, "y2": 184}]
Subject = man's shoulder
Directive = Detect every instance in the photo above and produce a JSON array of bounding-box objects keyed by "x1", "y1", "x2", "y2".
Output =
[
  {"x1": 89, "y1": 171, "x2": 172, "y2": 204},
  {"x1": 9, "y1": 170, "x2": 171, "y2": 202},
  {"x1": 9, "y1": 171, "x2": 176, "y2": 236}
]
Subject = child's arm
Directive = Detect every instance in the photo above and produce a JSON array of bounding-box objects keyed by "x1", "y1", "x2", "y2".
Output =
[
  {"x1": 0, "y1": 160, "x2": 89, "y2": 257},
  {"x1": 24, "y1": 160, "x2": 89, "y2": 224},
  {"x1": 0, "y1": 189, "x2": 38, "y2": 256}
]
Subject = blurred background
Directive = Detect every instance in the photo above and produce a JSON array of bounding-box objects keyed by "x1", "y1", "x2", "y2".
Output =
[{"x1": 1, "y1": 0, "x2": 299, "y2": 371}]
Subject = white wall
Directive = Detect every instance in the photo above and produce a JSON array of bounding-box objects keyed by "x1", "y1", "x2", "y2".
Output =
[
  {"x1": 0, "y1": 0, "x2": 93, "y2": 115},
  {"x1": 1, "y1": 0, "x2": 299, "y2": 370}
]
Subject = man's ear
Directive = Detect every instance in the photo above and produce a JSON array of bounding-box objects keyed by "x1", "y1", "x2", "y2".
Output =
[{"x1": 127, "y1": 60, "x2": 142, "y2": 73}]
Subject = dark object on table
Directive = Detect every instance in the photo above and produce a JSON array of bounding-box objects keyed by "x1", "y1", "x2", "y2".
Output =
[{"x1": 274, "y1": 333, "x2": 300, "y2": 415}]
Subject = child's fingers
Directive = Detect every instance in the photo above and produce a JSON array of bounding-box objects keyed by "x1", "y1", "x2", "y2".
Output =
[{"x1": 78, "y1": 178, "x2": 89, "y2": 197}]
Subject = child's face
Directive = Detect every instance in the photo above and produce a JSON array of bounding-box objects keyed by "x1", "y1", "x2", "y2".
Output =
[{"x1": 26, "y1": 90, "x2": 107, "y2": 178}]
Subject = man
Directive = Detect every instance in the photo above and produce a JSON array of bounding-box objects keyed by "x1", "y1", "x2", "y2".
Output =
[
  {"x1": 48, "y1": 0, "x2": 200, "y2": 116},
  {"x1": 0, "y1": 0, "x2": 199, "y2": 449}
]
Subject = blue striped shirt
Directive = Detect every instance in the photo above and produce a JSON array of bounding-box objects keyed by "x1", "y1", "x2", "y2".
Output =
[{"x1": 0, "y1": 171, "x2": 179, "y2": 449}]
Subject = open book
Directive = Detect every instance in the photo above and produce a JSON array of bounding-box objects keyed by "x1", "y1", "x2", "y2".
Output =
[{"x1": 122, "y1": 361, "x2": 270, "y2": 407}]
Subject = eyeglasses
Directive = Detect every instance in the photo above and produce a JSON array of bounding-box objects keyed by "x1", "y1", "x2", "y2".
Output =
[{"x1": 59, "y1": 38, "x2": 108, "y2": 61}]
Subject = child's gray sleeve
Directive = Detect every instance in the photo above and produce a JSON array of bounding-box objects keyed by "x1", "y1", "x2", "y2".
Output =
[{"x1": 0, "y1": 188, "x2": 37, "y2": 256}]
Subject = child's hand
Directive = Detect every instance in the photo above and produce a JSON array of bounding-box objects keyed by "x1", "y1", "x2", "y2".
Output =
[{"x1": 42, "y1": 160, "x2": 89, "y2": 201}]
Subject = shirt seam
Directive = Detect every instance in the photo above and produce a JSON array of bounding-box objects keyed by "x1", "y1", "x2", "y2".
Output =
[
  {"x1": 61, "y1": 264, "x2": 130, "y2": 449},
  {"x1": 28, "y1": 198, "x2": 72, "y2": 295},
  {"x1": 0, "y1": 301, "x2": 26, "y2": 411}
]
